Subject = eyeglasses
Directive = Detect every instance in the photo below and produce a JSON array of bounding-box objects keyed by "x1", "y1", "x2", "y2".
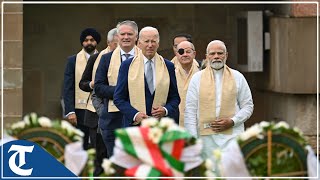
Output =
[{"x1": 178, "y1": 48, "x2": 194, "y2": 55}]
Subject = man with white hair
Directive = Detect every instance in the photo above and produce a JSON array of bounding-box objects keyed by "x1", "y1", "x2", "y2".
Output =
[
  {"x1": 184, "y1": 40, "x2": 254, "y2": 159},
  {"x1": 114, "y1": 26, "x2": 180, "y2": 126}
]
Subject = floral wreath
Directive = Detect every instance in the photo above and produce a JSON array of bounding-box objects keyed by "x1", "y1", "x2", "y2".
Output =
[
  {"x1": 5, "y1": 112, "x2": 92, "y2": 176},
  {"x1": 237, "y1": 121, "x2": 308, "y2": 177},
  {"x1": 100, "y1": 117, "x2": 221, "y2": 178},
  {"x1": 6, "y1": 113, "x2": 84, "y2": 142}
]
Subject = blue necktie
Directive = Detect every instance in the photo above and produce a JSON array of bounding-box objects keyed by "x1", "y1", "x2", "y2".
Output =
[
  {"x1": 146, "y1": 60, "x2": 154, "y2": 94},
  {"x1": 123, "y1": 54, "x2": 130, "y2": 60}
]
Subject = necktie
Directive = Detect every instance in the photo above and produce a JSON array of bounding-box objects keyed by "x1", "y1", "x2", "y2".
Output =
[
  {"x1": 146, "y1": 60, "x2": 154, "y2": 94},
  {"x1": 123, "y1": 54, "x2": 130, "y2": 60}
]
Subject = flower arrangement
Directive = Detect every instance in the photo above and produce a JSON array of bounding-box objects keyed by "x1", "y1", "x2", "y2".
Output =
[
  {"x1": 99, "y1": 117, "x2": 219, "y2": 179},
  {"x1": 6, "y1": 112, "x2": 84, "y2": 142},
  {"x1": 238, "y1": 121, "x2": 308, "y2": 177}
]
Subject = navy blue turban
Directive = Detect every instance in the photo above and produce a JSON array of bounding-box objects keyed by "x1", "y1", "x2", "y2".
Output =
[{"x1": 80, "y1": 28, "x2": 101, "y2": 45}]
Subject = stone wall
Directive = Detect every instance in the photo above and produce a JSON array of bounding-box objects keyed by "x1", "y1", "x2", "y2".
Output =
[{"x1": 1, "y1": 0, "x2": 23, "y2": 136}]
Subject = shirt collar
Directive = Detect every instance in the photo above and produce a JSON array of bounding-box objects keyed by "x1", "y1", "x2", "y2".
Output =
[
  {"x1": 84, "y1": 49, "x2": 98, "y2": 60},
  {"x1": 120, "y1": 48, "x2": 135, "y2": 57},
  {"x1": 143, "y1": 55, "x2": 155, "y2": 64}
]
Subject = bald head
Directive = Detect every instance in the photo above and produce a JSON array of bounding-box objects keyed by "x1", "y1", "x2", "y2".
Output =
[
  {"x1": 177, "y1": 41, "x2": 195, "y2": 51},
  {"x1": 176, "y1": 41, "x2": 196, "y2": 68}
]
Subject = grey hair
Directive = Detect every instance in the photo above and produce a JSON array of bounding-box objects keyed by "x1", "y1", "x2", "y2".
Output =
[
  {"x1": 206, "y1": 40, "x2": 227, "y2": 54},
  {"x1": 107, "y1": 28, "x2": 117, "y2": 42},
  {"x1": 116, "y1": 20, "x2": 138, "y2": 35},
  {"x1": 138, "y1": 26, "x2": 160, "y2": 43}
]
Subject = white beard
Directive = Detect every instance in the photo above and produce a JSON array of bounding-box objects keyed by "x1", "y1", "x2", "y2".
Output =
[{"x1": 210, "y1": 60, "x2": 224, "y2": 70}]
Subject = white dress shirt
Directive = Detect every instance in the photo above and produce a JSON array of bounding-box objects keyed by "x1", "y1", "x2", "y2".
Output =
[
  {"x1": 184, "y1": 67, "x2": 254, "y2": 148},
  {"x1": 120, "y1": 48, "x2": 135, "y2": 61}
]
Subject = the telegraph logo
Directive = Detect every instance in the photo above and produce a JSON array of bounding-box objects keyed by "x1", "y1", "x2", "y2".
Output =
[{"x1": 8, "y1": 144, "x2": 34, "y2": 176}]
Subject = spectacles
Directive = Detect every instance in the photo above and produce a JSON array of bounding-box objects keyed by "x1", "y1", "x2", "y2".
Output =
[{"x1": 178, "y1": 48, "x2": 194, "y2": 55}]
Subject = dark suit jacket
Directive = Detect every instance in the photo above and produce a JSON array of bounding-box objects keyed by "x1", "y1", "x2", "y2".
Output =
[
  {"x1": 63, "y1": 54, "x2": 86, "y2": 124},
  {"x1": 94, "y1": 51, "x2": 122, "y2": 130},
  {"x1": 113, "y1": 57, "x2": 180, "y2": 127},
  {"x1": 79, "y1": 53, "x2": 100, "y2": 128}
]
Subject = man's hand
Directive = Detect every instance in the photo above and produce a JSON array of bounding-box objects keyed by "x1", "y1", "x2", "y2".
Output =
[
  {"x1": 151, "y1": 106, "x2": 166, "y2": 119},
  {"x1": 210, "y1": 118, "x2": 234, "y2": 132},
  {"x1": 133, "y1": 112, "x2": 149, "y2": 125},
  {"x1": 90, "y1": 81, "x2": 94, "y2": 88},
  {"x1": 67, "y1": 113, "x2": 77, "y2": 125}
]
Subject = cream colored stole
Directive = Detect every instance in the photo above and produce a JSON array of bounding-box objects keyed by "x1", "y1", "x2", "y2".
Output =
[
  {"x1": 75, "y1": 49, "x2": 91, "y2": 109},
  {"x1": 171, "y1": 56, "x2": 199, "y2": 68},
  {"x1": 199, "y1": 65, "x2": 236, "y2": 135},
  {"x1": 108, "y1": 46, "x2": 140, "y2": 112},
  {"x1": 86, "y1": 47, "x2": 111, "y2": 112},
  {"x1": 128, "y1": 52, "x2": 169, "y2": 114},
  {"x1": 175, "y1": 63, "x2": 199, "y2": 127}
]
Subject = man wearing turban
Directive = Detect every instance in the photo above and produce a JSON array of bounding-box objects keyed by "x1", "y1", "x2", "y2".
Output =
[{"x1": 63, "y1": 27, "x2": 101, "y2": 150}]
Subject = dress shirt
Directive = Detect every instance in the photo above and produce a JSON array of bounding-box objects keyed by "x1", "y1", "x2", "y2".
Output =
[{"x1": 120, "y1": 48, "x2": 135, "y2": 61}]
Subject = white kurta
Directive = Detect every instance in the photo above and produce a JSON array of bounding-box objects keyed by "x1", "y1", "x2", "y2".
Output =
[{"x1": 184, "y1": 68, "x2": 254, "y2": 159}]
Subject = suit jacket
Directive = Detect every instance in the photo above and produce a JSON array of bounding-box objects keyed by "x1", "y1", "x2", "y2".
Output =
[
  {"x1": 63, "y1": 55, "x2": 86, "y2": 124},
  {"x1": 94, "y1": 51, "x2": 122, "y2": 130},
  {"x1": 79, "y1": 53, "x2": 100, "y2": 128},
  {"x1": 113, "y1": 57, "x2": 180, "y2": 127}
]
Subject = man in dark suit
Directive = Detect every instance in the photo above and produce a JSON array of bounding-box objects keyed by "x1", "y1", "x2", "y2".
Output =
[
  {"x1": 63, "y1": 27, "x2": 101, "y2": 150},
  {"x1": 114, "y1": 26, "x2": 180, "y2": 126},
  {"x1": 94, "y1": 20, "x2": 139, "y2": 157},
  {"x1": 79, "y1": 27, "x2": 118, "y2": 176}
]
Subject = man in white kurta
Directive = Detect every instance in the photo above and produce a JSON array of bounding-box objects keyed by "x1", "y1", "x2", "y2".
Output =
[{"x1": 184, "y1": 40, "x2": 254, "y2": 160}]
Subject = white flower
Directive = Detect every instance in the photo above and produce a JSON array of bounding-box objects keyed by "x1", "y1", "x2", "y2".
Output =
[
  {"x1": 30, "y1": 112, "x2": 38, "y2": 124},
  {"x1": 293, "y1": 127, "x2": 304, "y2": 137},
  {"x1": 204, "y1": 170, "x2": 217, "y2": 177},
  {"x1": 74, "y1": 129, "x2": 84, "y2": 137},
  {"x1": 159, "y1": 117, "x2": 175, "y2": 128},
  {"x1": 61, "y1": 120, "x2": 75, "y2": 136},
  {"x1": 167, "y1": 124, "x2": 183, "y2": 132},
  {"x1": 87, "y1": 148, "x2": 96, "y2": 155},
  {"x1": 239, "y1": 124, "x2": 262, "y2": 141},
  {"x1": 23, "y1": 115, "x2": 30, "y2": 125},
  {"x1": 11, "y1": 121, "x2": 25, "y2": 129},
  {"x1": 259, "y1": 121, "x2": 270, "y2": 128},
  {"x1": 213, "y1": 149, "x2": 222, "y2": 160},
  {"x1": 205, "y1": 159, "x2": 213, "y2": 170},
  {"x1": 38, "y1": 117, "x2": 52, "y2": 128},
  {"x1": 102, "y1": 158, "x2": 115, "y2": 175},
  {"x1": 275, "y1": 121, "x2": 290, "y2": 129},
  {"x1": 73, "y1": 135, "x2": 83, "y2": 142},
  {"x1": 148, "y1": 127, "x2": 163, "y2": 144},
  {"x1": 141, "y1": 117, "x2": 158, "y2": 127}
]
